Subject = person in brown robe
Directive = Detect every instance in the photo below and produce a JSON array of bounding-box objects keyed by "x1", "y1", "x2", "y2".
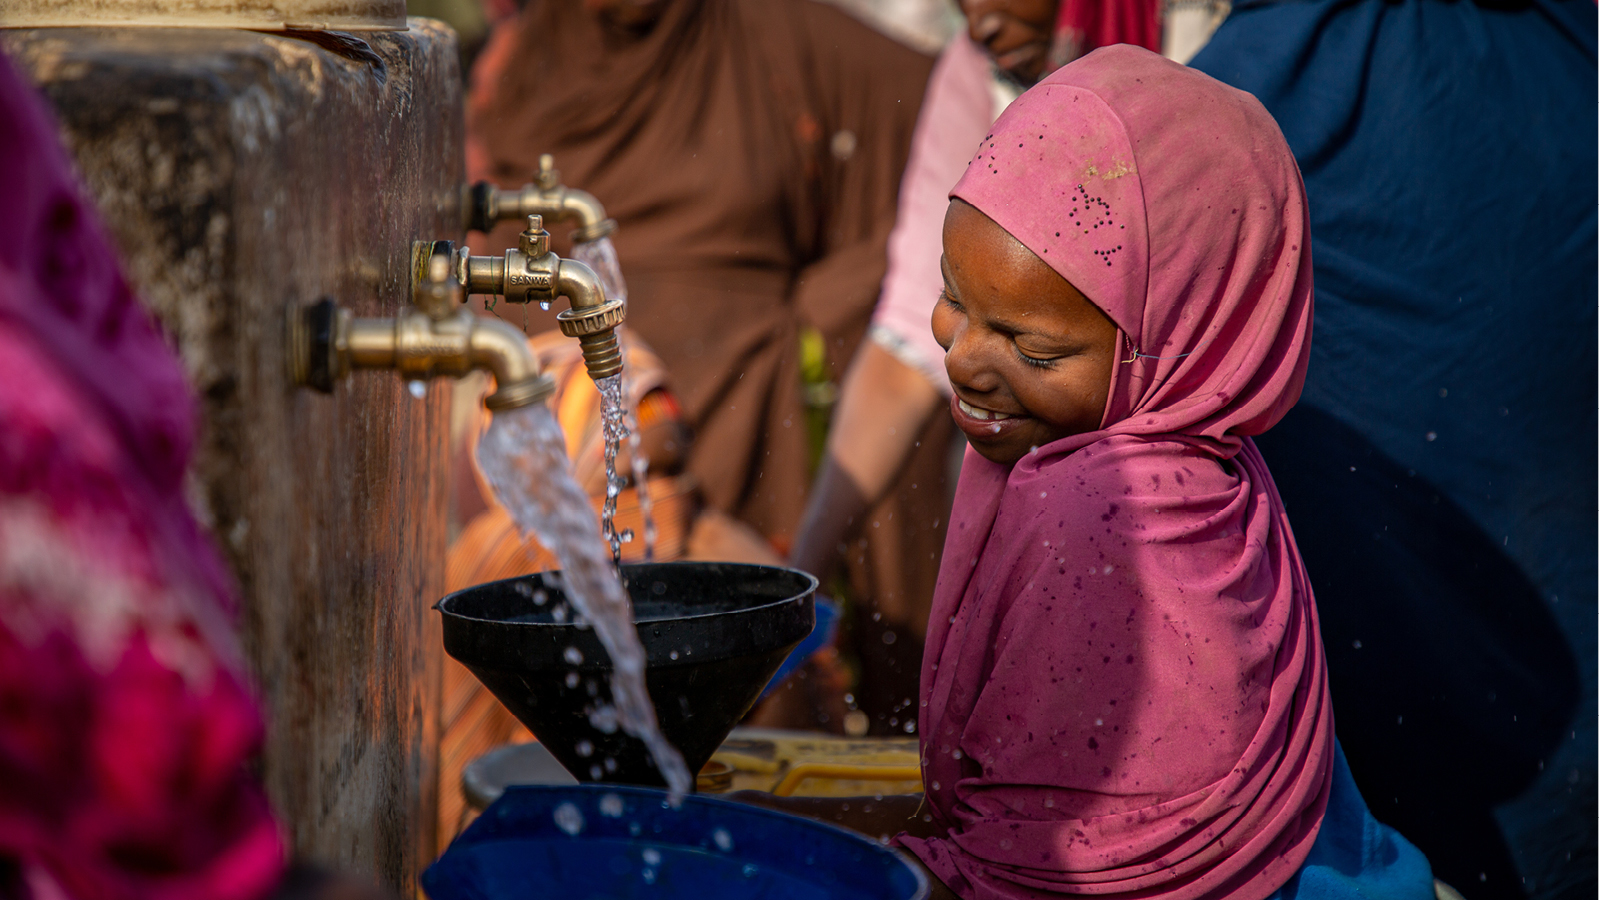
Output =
[{"x1": 466, "y1": 0, "x2": 948, "y2": 735}]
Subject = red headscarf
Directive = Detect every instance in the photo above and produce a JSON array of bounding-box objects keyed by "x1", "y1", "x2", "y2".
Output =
[
  {"x1": 1049, "y1": 0, "x2": 1162, "y2": 71},
  {"x1": 897, "y1": 46, "x2": 1330, "y2": 900}
]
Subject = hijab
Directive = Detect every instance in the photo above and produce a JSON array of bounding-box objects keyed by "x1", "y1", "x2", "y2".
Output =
[{"x1": 897, "y1": 46, "x2": 1331, "y2": 900}]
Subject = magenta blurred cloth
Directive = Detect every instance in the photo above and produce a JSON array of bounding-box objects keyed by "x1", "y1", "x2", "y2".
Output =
[
  {"x1": 1051, "y1": 0, "x2": 1162, "y2": 68},
  {"x1": 897, "y1": 47, "x2": 1331, "y2": 900},
  {"x1": 0, "y1": 51, "x2": 285, "y2": 900}
]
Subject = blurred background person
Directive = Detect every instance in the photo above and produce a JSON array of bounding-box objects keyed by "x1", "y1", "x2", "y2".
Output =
[
  {"x1": 459, "y1": 0, "x2": 945, "y2": 737},
  {"x1": 1191, "y1": 3, "x2": 1593, "y2": 898}
]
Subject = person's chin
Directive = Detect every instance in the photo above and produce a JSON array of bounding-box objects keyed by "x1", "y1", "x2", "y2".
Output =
[
  {"x1": 967, "y1": 437, "x2": 1029, "y2": 465},
  {"x1": 993, "y1": 43, "x2": 1047, "y2": 85}
]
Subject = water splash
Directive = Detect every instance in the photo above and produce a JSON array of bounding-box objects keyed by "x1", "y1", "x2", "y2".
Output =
[{"x1": 476, "y1": 404, "x2": 691, "y2": 799}]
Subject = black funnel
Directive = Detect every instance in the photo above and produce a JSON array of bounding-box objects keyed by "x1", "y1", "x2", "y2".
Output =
[{"x1": 437, "y1": 562, "x2": 816, "y2": 788}]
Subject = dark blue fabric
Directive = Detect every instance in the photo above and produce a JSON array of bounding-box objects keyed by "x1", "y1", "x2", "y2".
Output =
[
  {"x1": 1266, "y1": 743, "x2": 1435, "y2": 900},
  {"x1": 1192, "y1": 4, "x2": 1595, "y2": 899}
]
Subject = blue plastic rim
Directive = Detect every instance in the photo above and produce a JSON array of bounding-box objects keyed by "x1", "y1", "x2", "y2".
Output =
[{"x1": 423, "y1": 784, "x2": 930, "y2": 900}]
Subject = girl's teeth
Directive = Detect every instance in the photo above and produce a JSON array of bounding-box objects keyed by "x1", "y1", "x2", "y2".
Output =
[{"x1": 959, "y1": 399, "x2": 1014, "y2": 421}]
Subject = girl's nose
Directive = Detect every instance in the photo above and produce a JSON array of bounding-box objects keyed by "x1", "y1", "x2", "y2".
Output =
[{"x1": 942, "y1": 323, "x2": 1000, "y2": 395}]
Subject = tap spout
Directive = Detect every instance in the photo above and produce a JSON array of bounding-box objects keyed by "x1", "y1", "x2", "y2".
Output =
[
  {"x1": 465, "y1": 154, "x2": 617, "y2": 244},
  {"x1": 553, "y1": 254, "x2": 624, "y2": 382},
  {"x1": 454, "y1": 217, "x2": 626, "y2": 383}
]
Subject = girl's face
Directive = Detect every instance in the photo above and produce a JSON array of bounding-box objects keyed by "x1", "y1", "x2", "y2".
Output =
[{"x1": 933, "y1": 200, "x2": 1119, "y2": 464}]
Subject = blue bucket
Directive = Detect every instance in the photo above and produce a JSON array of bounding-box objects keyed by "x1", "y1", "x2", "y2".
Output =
[{"x1": 422, "y1": 784, "x2": 929, "y2": 900}]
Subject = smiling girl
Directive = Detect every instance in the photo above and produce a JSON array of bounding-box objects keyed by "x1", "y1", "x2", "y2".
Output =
[{"x1": 739, "y1": 45, "x2": 1439, "y2": 900}]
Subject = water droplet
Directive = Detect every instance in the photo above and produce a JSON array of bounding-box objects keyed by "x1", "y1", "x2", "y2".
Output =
[
  {"x1": 642, "y1": 847, "x2": 662, "y2": 865},
  {"x1": 599, "y1": 793, "x2": 625, "y2": 817},
  {"x1": 1425, "y1": 431, "x2": 1437, "y2": 441},
  {"x1": 553, "y1": 802, "x2": 585, "y2": 836},
  {"x1": 564, "y1": 646, "x2": 584, "y2": 665},
  {"x1": 407, "y1": 380, "x2": 427, "y2": 398},
  {"x1": 576, "y1": 740, "x2": 594, "y2": 757},
  {"x1": 539, "y1": 299, "x2": 552, "y2": 311},
  {"x1": 642, "y1": 869, "x2": 657, "y2": 884},
  {"x1": 743, "y1": 864, "x2": 759, "y2": 878},
  {"x1": 565, "y1": 672, "x2": 580, "y2": 688},
  {"x1": 669, "y1": 650, "x2": 679, "y2": 660},
  {"x1": 1352, "y1": 639, "x2": 1363, "y2": 649},
  {"x1": 590, "y1": 765, "x2": 603, "y2": 779},
  {"x1": 712, "y1": 828, "x2": 734, "y2": 851}
]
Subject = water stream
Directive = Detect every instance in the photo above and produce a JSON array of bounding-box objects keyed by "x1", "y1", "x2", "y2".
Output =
[
  {"x1": 571, "y1": 236, "x2": 628, "y2": 309},
  {"x1": 624, "y1": 374, "x2": 656, "y2": 561},
  {"x1": 477, "y1": 403, "x2": 692, "y2": 799},
  {"x1": 596, "y1": 374, "x2": 627, "y2": 564},
  {"x1": 573, "y1": 237, "x2": 656, "y2": 560}
]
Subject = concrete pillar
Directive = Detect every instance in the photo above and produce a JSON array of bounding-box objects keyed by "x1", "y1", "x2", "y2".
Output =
[{"x1": 3, "y1": 22, "x2": 462, "y2": 893}]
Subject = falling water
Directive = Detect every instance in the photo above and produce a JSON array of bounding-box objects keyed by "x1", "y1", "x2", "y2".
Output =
[
  {"x1": 596, "y1": 374, "x2": 627, "y2": 565},
  {"x1": 573, "y1": 237, "x2": 655, "y2": 559},
  {"x1": 477, "y1": 404, "x2": 692, "y2": 799},
  {"x1": 623, "y1": 372, "x2": 656, "y2": 560},
  {"x1": 571, "y1": 236, "x2": 628, "y2": 308}
]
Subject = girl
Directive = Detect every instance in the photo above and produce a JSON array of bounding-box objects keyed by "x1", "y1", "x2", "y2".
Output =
[{"x1": 740, "y1": 45, "x2": 1437, "y2": 900}]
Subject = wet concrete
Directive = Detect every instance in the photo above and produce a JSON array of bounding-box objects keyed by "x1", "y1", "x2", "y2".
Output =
[{"x1": 4, "y1": 21, "x2": 463, "y2": 892}]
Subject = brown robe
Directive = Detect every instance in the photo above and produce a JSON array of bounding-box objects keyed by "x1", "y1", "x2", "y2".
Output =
[{"x1": 467, "y1": 0, "x2": 949, "y2": 736}]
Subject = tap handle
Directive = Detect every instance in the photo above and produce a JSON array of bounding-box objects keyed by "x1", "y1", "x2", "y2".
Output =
[
  {"x1": 535, "y1": 154, "x2": 559, "y2": 191},
  {"x1": 518, "y1": 215, "x2": 550, "y2": 258}
]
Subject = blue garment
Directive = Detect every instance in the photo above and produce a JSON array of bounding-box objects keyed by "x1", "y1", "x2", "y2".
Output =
[
  {"x1": 1192, "y1": 3, "x2": 1595, "y2": 899},
  {"x1": 1268, "y1": 744, "x2": 1436, "y2": 900}
]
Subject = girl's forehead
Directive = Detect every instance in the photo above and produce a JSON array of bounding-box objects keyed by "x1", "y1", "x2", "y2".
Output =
[{"x1": 942, "y1": 201, "x2": 1106, "y2": 331}]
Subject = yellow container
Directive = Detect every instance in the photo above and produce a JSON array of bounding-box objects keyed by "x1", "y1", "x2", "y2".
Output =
[{"x1": 712, "y1": 727, "x2": 923, "y2": 797}]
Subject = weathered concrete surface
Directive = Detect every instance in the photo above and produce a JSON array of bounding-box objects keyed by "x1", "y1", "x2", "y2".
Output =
[{"x1": 3, "y1": 22, "x2": 463, "y2": 893}]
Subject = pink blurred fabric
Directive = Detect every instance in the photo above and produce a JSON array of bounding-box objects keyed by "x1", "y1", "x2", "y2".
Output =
[
  {"x1": 896, "y1": 46, "x2": 1331, "y2": 900},
  {"x1": 0, "y1": 51, "x2": 285, "y2": 900}
]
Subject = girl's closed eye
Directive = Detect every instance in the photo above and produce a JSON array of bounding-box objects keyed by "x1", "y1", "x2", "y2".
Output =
[{"x1": 1013, "y1": 343, "x2": 1058, "y2": 368}]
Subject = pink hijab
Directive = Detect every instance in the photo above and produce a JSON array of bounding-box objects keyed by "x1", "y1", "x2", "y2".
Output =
[{"x1": 897, "y1": 46, "x2": 1331, "y2": 900}]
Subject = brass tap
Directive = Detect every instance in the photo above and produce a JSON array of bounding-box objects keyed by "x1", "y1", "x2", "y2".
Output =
[
  {"x1": 454, "y1": 215, "x2": 626, "y2": 382},
  {"x1": 464, "y1": 154, "x2": 617, "y2": 244},
  {"x1": 287, "y1": 244, "x2": 556, "y2": 411}
]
